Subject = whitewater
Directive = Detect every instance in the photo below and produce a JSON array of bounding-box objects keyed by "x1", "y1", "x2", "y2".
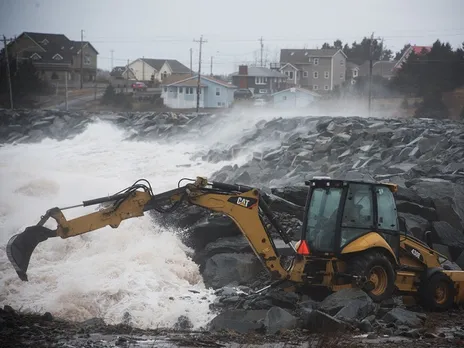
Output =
[{"x1": 0, "y1": 109, "x2": 308, "y2": 330}]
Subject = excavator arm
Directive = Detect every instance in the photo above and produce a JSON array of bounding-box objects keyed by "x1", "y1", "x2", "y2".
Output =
[{"x1": 7, "y1": 177, "x2": 305, "y2": 284}]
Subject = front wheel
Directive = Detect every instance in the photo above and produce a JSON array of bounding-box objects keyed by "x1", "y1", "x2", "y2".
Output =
[
  {"x1": 346, "y1": 250, "x2": 396, "y2": 302},
  {"x1": 418, "y1": 271, "x2": 455, "y2": 311}
]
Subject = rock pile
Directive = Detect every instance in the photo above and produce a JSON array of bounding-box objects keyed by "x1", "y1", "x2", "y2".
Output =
[
  {"x1": 207, "y1": 116, "x2": 464, "y2": 187},
  {"x1": 0, "y1": 108, "x2": 213, "y2": 144},
  {"x1": 206, "y1": 286, "x2": 462, "y2": 340}
]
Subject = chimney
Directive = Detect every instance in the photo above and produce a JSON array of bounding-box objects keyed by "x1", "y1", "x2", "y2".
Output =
[
  {"x1": 238, "y1": 65, "x2": 248, "y2": 75},
  {"x1": 238, "y1": 65, "x2": 248, "y2": 89}
]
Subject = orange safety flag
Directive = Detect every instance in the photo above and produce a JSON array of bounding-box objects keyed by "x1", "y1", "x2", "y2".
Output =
[{"x1": 297, "y1": 240, "x2": 310, "y2": 255}]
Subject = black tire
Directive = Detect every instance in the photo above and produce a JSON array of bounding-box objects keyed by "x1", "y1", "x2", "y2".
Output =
[
  {"x1": 418, "y1": 271, "x2": 455, "y2": 311},
  {"x1": 346, "y1": 249, "x2": 396, "y2": 303}
]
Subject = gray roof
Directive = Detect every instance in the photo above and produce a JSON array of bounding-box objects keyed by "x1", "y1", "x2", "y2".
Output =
[
  {"x1": 141, "y1": 58, "x2": 191, "y2": 73},
  {"x1": 346, "y1": 61, "x2": 359, "y2": 70},
  {"x1": 280, "y1": 48, "x2": 342, "y2": 63},
  {"x1": 358, "y1": 60, "x2": 398, "y2": 77},
  {"x1": 231, "y1": 66, "x2": 287, "y2": 78}
]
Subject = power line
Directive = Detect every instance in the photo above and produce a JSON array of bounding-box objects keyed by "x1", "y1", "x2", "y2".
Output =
[{"x1": 84, "y1": 31, "x2": 464, "y2": 44}]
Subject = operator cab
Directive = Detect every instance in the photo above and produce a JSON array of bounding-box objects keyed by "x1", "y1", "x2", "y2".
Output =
[{"x1": 299, "y1": 174, "x2": 399, "y2": 257}]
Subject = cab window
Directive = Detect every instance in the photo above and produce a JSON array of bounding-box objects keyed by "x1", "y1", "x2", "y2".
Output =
[
  {"x1": 376, "y1": 185, "x2": 398, "y2": 230},
  {"x1": 340, "y1": 183, "x2": 374, "y2": 247}
]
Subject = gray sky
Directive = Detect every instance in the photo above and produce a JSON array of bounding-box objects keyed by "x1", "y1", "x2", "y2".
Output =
[{"x1": 1, "y1": 0, "x2": 463, "y2": 74}]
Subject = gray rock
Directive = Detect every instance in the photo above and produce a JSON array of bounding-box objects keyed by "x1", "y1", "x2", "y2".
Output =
[
  {"x1": 319, "y1": 288, "x2": 373, "y2": 316},
  {"x1": 411, "y1": 180, "x2": 464, "y2": 230},
  {"x1": 334, "y1": 298, "x2": 376, "y2": 322},
  {"x1": 202, "y1": 253, "x2": 262, "y2": 289},
  {"x1": 398, "y1": 212, "x2": 432, "y2": 239},
  {"x1": 396, "y1": 201, "x2": 438, "y2": 221},
  {"x1": 207, "y1": 309, "x2": 267, "y2": 333},
  {"x1": 263, "y1": 307, "x2": 297, "y2": 334},
  {"x1": 431, "y1": 221, "x2": 464, "y2": 249},
  {"x1": 381, "y1": 308, "x2": 426, "y2": 328},
  {"x1": 173, "y1": 315, "x2": 193, "y2": 330},
  {"x1": 302, "y1": 310, "x2": 348, "y2": 332}
]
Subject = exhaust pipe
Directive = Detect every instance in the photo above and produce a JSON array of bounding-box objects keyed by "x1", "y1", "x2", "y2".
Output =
[{"x1": 6, "y1": 225, "x2": 57, "y2": 281}]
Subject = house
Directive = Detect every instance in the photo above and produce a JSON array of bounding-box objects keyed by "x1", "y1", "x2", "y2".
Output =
[
  {"x1": 230, "y1": 65, "x2": 288, "y2": 96},
  {"x1": 393, "y1": 45, "x2": 432, "y2": 71},
  {"x1": 161, "y1": 75, "x2": 237, "y2": 109},
  {"x1": 127, "y1": 58, "x2": 192, "y2": 82},
  {"x1": 110, "y1": 66, "x2": 136, "y2": 80},
  {"x1": 275, "y1": 48, "x2": 347, "y2": 92},
  {"x1": 356, "y1": 60, "x2": 398, "y2": 80},
  {"x1": 346, "y1": 62, "x2": 360, "y2": 84},
  {"x1": 5, "y1": 31, "x2": 98, "y2": 83},
  {"x1": 271, "y1": 87, "x2": 320, "y2": 109}
]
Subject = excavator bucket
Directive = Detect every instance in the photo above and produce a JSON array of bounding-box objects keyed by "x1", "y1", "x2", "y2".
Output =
[{"x1": 6, "y1": 225, "x2": 57, "y2": 281}]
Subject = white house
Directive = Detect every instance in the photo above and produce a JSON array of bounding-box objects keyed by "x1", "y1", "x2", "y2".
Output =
[
  {"x1": 161, "y1": 75, "x2": 237, "y2": 109},
  {"x1": 127, "y1": 58, "x2": 192, "y2": 82},
  {"x1": 271, "y1": 87, "x2": 320, "y2": 109}
]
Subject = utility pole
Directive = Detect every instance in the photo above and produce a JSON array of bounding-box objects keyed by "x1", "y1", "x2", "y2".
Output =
[
  {"x1": 193, "y1": 35, "x2": 207, "y2": 113},
  {"x1": 368, "y1": 32, "x2": 374, "y2": 118},
  {"x1": 80, "y1": 29, "x2": 84, "y2": 89},
  {"x1": 126, "y1": 59, "x2": 129, "y2": 93},
  {"x1": 259, "y1": 36, "x2": 264, "y2": 67},
  {"x1": 210, "y1": 56, "x2": 213, "y2": 76},
  {"x1": 190, "y1": 48, "x2": 193, "y2": 76},
  {"x1": 3, "y1": 35, "x2": 13, "y2": 110},
  {"x1": 65, "y1": 71, "x2": 68, "y2": 111},
  {"x1": 94, "y1": 65, "x2": 97, "y2": 100},
  {"x1": 110, "y1": 50, "x2": 114, "y2": 70}
]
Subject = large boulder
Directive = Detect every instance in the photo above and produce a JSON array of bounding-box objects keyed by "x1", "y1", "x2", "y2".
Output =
[
  {"x1": 411, "y1": 180, "x2": 464, "y2": 231},
  {"x1": 202, "y1": 253, "x2": 262, "y2": 289}
]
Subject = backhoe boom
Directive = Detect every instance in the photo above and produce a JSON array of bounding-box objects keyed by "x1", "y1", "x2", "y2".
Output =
[{"x1": 7, "y1": 177, "x2": 303, "y2": 283}]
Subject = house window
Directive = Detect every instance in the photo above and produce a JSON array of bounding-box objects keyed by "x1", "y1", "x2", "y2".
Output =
[
  {"x1": 186, "y1": 87, "x2": 193, "y2": 94},
  {"x1": 84, "y1": 54, "x2": 91, "y2": 65},
  {"x1": 313, "y1": 85, "x2": 319, "y2": 90},
  {"x1": 288, "y1": 71, "x2": 294, "y2": 79},
  {"x1": 340, "y1": 73, "x2": 344, "y2": 79},
  {"x1": 179, "y1": 87, "x2": 183, "y2": 93},
  {"x1": 164, "y1": 87, "x2": 167, "y2": 92},
  {"x1": 324, "y1": 85, "x2": 329, "y2": 90},
  {"x1": 259, "y1": 89, "x2": 267, "y2": 94},
  {"x1": 216, "y1": 87, "x2": 220, "y2": 96},
  {"x1": 313, "y1": 58, "x2": 319, "y2": 65},
  {"x1": 218, "y1": 102, "x2": 221, "y2": 106},
  {"x1": 303, "y1": 71, "x2": 308, "y2": 77},
  {"x1": 324, "y1": 71, "x2": 329, "y2": 79},
  {"x1": 340, "y1": 60, "x2": 345, "y2": 65},
  {"x1": 353, "y1": 70, "x2": 358, "y2": 77},
  {"x1": 313, "y1": 71, "x2": 318, "y2": 79},
  {"x1": 255, "y1": 77, "x2": 266, "y2": 85}
]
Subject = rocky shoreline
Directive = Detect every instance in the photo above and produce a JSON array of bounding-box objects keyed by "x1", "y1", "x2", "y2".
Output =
[{"x1": 1, "y1": 108, "x2": 464, "y2": 346}]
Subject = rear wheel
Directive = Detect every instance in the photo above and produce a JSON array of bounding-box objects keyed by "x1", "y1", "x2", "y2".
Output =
[
  {"x1": 419, "y1": 271, "x2": 455, "y2": 311},
  {"x1": 346, "y1": 250, "x2": 396, "y2": 302}
]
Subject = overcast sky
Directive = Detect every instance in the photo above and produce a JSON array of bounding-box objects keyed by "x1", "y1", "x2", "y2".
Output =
[{"x1": 1, "y1": 0, "x2": 463, "y2": 74}]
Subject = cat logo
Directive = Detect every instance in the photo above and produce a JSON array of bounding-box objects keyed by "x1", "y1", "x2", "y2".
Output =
[
  {"x1": 411, "y1": 248, "x2": 421, "y2": 259},
  {"x1": 227, "y1": 196, "x2": 258, "y2": 209},
  {"x1": 237, "y1": 197, "x2": 250, "y2": 207}
]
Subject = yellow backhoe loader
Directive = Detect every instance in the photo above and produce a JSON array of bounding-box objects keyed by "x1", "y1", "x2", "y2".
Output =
[{"x1": 6, "y1": 175, "x2": 464, "y2": 311}]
